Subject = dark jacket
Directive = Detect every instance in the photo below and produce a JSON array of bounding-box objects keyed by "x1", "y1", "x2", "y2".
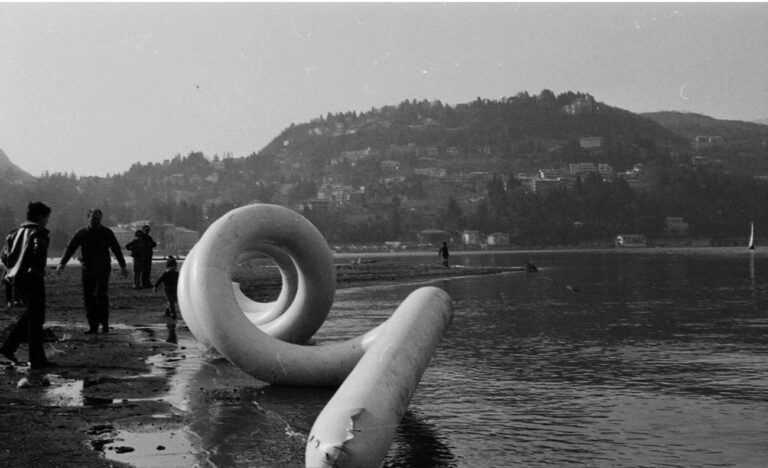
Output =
[
  {"x1": 126, "y1": 236, "x2": 145, "y2": 259},
  {"x1": 142, "y1": 234, "x2": 157, "y2": 259},
  {"x1": 1, "y1": 222, "x2": 50, "y2": 280},
  {"x1": 60, "y1": 225, "x2": 127, "y2": 275}
]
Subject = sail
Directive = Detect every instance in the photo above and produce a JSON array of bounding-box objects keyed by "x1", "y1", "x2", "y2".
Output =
[{"x1": 749, "y1": 222, "x2": 755, "y2": 250}]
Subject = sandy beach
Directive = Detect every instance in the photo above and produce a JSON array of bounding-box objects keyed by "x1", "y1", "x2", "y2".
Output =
[{"x1": 0, "y1": 259, "x2": 519, "y2": 467}]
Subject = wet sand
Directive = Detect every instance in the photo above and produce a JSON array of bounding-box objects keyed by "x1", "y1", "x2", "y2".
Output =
[{"x1": 0, "y1": 260, "x2": 520, "y2": 467}]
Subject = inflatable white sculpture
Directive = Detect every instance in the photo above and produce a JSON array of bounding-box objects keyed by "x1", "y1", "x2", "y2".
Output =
[{"x1": 178, "y1": 204, "x2": 453, "y2": 467}]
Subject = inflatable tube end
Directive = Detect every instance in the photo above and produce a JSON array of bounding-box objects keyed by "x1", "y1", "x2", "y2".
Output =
[{"x1": 306, "y1": 435, "x2": 348, "y2": 468}]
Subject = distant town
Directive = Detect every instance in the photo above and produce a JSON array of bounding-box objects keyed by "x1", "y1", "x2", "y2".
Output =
[{"x1": 2, "y1": 92, "x2": 767, "y2": 253}]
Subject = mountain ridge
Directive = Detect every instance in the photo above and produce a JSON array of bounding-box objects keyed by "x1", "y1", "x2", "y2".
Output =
[
  {"x1": 256, "y1": 92, "x2": 688, "y2": 177},
  {"x1": 0, "y1": 148, "x2": 35, "y2": 183},
  {"x1": 1, "y1": 91, "x2": 768, "y2": 249}
]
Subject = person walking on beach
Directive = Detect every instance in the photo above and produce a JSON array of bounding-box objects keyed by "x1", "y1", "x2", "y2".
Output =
[
  {"x1": 125, "y1": 230, "x2": 146, "y2": 289},
  {"x1": 140, "y1": 225, "x2": 157, "y2": 288},
  {"x1": 57, "y1": 208, "x2": 128, "y2": 334},
  {"x1": 438, "y1": 241, "x2": 450, "y2": 267},
  {"x1": 0, "y1": 202, "x2": 55, "y2": 368},
  {"x1": 154, "y1": 256, "x2": 180, "y2": 343},
  {"x1": 153, "y1": 256, "x2": 179, "y2": 319}
]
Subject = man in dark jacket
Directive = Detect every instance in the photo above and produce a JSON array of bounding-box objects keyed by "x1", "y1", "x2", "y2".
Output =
[
  {"x1": 0, "y1": 202, "x2": 54, "y2": 368},
  {"x1": 57, "y1": 208, "x2": 128, "y2": 334},
  {"x1": 140, "y1": 224, "x2": 157, "y2": 288}
]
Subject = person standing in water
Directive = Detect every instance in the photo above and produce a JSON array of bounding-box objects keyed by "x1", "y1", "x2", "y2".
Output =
[{"x1": 438, "y1": 241, "x2": 450, "y2": 267}]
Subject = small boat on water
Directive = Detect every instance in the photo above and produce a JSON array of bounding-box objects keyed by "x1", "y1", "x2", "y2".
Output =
[{"x1": 749, "y1": 222, "x2": 755, "y2": 251}]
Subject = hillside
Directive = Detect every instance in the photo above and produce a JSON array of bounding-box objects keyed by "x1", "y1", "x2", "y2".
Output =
[
  {"x1": 0, "y1": 148, "x2": 35, "y2": 183},
  {"x1": 3, "y1": 91, "x2": 768, "y2": 249},
  {"x1": 643, "y1": 111, "x2": 768, "y2": 173},
  {"x1": 643, "y1": 111, "x2": 768, "y2": 141},
  {"x1": 260, "y1": 91, "x2": 687, "y2": 178}
]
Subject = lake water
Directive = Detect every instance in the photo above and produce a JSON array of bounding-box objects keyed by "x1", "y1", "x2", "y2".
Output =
[{"x1": 108, "y1": 248, "x2": 768, "y2": 467}]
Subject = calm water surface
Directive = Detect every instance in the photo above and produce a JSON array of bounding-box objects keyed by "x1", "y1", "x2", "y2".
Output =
[{"x1": 113, "y1": 248, "x2": 768, "y2": 467}]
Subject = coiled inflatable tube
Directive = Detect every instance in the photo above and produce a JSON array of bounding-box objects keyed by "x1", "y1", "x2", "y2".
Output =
[{"x1": 178, "y1": 204, "x2": 453, "y2": 466}]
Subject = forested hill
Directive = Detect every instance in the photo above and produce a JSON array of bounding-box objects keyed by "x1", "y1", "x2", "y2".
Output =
[
  {"x1": 259, "y1": 91, "x2": 686, "y2": 176},
  {"x1": 643, "y1": 111, "x2": 768, "y2": 140},
  {"x1": 642, "y1": 111, "x2": 768, "y2": 173},
  {"x1": 2, "y1": 90, "x2": 768, "y2": 249}
]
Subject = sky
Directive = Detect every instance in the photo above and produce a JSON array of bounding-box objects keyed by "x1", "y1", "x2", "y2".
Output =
[{"x1": 1, "y1": 2, "x2": 767, "y2": 177}]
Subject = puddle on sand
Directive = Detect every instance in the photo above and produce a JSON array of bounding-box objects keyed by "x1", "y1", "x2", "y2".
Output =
[
  {"x1": 100, "y1": 332, "x2": 216, "y2": 466},
  {"x1": 42, "y1": 376, "x2": 118, "y2": 407},
  {"x1": 101, "y1": 429, "x2": 202, "y2": 467}
]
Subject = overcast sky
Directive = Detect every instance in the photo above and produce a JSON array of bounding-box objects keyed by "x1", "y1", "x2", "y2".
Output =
[{"x1": 1, "y1": 2, "x2": 767, "y2": 177}]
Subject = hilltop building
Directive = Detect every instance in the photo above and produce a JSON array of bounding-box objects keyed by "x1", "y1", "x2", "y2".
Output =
[
  {"x1": 563, "y1": 95, "x2": 596, "y2": 115},
  {"x1": 539, "y1": 168, "x2": 569, "y2": 179},
  {"x1": 461, "y1": 230, "x2": 482, "y2": 245},
  {"x1": 665, "y1": 217, "x2": 689, "y2": 236},
  {"x1": 579, "y1": 136, "x2": 603, "y2": 149},
  {"x1": 692, "y1": 135, "x2": 723, "y2": 151},
  {"x1": 569, "y1": 162, "x2": 598, "y2": 177},
  {"x1": 486, "y1": 232, "x2": 510, "y2": 246}
]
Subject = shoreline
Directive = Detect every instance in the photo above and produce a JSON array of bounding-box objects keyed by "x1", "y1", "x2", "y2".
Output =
[{"x1": 1, "y1": 261, "x2": 524, "y2": 467}]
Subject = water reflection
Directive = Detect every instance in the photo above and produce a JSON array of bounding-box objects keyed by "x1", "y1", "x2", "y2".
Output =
[
  {"x1": 105, "y1": 249, "x2": 768, "y2": 466},
  {"x1": 155, "y1": 341, "x2": 459, "y2": 467},
  {"x1": 339, "y1": 249, "x2": 768, "y2": 467},
  {"x1": 383, "y1": 411, "x2": 458, "y2": 468}
]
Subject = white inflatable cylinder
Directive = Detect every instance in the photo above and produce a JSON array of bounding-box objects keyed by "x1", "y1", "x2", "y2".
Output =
[
  {"x1": 305, "y1": 286, "x2": 453, "y2": 468},
  {"x1": 178, "y1": 203, "x2": 454, "y2": 464}
]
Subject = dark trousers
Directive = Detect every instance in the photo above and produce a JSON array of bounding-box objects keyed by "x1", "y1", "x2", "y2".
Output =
[
  {"x1": 4, "y1": 279, "x2": 14, "y2": 304},
  {"x1": 132, "y1": 258, "x2": 144, "y2": 288},
  {"x1": 165, "y1": 290, "x2": 178, "y2": 318},
  {"x1": 1, "y1": 275, "x2": 46, "y2": 365},
  {"x1": 141, "y1": 255, "x2": 153, "y2": 287},
  {"x1": 83, "y1": 270, "x2": 111, "y2": 331}
]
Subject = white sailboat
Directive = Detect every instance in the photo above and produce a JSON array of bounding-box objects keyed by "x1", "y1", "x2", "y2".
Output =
[{"x1": 748, "y1": 221, "x2": 755, "y2": 251}]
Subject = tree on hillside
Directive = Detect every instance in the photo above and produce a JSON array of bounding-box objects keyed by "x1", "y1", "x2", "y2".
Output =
[
  {"x1": 386, "y1": 196, "x2": 403, "y2": 239},
  {"x1": 173, "y1": 200, "x2": 204, "y2": 231},
  {"x1": 152, "y1": 199, "x2": 174, "y2": 224},
  {"x1": 439, "y1": 197, "x2": 463, "y2": 231}
]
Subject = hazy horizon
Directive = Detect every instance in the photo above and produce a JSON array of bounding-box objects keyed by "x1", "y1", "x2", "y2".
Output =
[{"x1": 2, "y1": 2, "x2": 767, "y2": 177}]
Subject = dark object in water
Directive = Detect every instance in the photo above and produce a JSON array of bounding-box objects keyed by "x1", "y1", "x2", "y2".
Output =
[
  {"x1": 525, "y1": 261, "x2": 538, "y2": 272},
  {"x1": 352, "y1": 257, "x2": 378, "y2": 265}
]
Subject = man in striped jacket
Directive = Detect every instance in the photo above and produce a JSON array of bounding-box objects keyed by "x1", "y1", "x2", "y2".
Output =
[{"x1": 0, "y1": 202, "x2": 54, "y2": 369}]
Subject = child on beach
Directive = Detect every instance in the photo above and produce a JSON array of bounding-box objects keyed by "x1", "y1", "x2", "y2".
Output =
[{"x1": 153, "y1": 256, "x2": 179, "y2": 319}]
